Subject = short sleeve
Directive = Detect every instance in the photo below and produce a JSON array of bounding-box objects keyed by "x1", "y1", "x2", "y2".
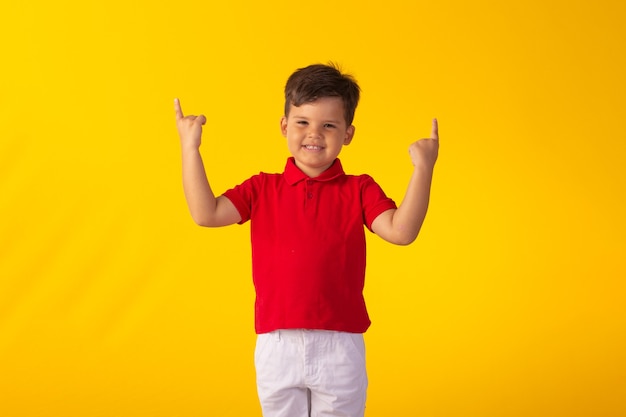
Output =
[
  {"x1": 222, "y1": 175, "x2": 260, "y2": 224},
  {"x1": 360, "y1": 175, "x2": 397, "y2": 231}
]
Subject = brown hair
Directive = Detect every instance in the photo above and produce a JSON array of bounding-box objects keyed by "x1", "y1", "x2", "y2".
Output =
[{"x1": 284, "y1": 63, "x2": 361, "y2": 125}]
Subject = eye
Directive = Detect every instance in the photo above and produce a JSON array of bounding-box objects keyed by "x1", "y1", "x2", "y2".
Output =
[
  {"x1": 296, "y1": 120, "x2": 308, "y2": 126},
  {"x1": 324, "y1": 123, "x2": 336, "y2": 129}
]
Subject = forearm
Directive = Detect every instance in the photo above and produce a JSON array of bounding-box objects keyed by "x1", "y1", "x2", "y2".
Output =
[
  {"x1": 181, "y1": 147, "x2": 218, "y2": 226},
  {"x1": 390, "y1": 165, "x2": 434, "y2": 244},
  {"x1": 371, "y1": 118, "x2": 439, "y2": 245}
]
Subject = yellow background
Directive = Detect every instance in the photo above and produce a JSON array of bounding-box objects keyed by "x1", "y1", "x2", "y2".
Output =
[{"x1": 1, "y1": 0, "x2": 625, "y2": 416}]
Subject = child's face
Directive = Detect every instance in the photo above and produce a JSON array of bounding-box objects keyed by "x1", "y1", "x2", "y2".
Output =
[{"x1": 281, "y1": 96, "x2": 355, "y2": 178}]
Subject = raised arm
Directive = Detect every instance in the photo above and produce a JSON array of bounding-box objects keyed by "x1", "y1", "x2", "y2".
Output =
[
  {"x1": 174, "y1": 98, "x2": 241, "y2": 227},
  {"x1": 371, "y1": 118, "x2": 439, "y2": 245}
]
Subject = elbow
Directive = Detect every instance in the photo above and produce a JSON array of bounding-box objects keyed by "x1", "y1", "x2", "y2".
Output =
[
  {"x1": 392, "y1": 227, "x2": 420, "y2": 246},
  {"x1": 191, "y1": 212, "x2": 216, "y2": 227},
  {"x1": 194, "y1": 218, "x2": 212, "y2": 227},
  {"x1": 377, "y1": 225, "x2": 420, "y2": 245},
  {"x1": 395, "y1": 234, "x2": 418, "y2": 246},
  {"x1": 194, "y1": 217, "x2": 224, "y2": 228}
]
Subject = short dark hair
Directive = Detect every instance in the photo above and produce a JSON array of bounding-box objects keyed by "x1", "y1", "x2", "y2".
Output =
[{"x1": 284, "y1": 63, "x2": 361, "y2": 125}]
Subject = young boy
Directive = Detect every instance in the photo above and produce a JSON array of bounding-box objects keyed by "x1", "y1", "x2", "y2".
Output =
[{"x1": 174, "y1": 63, "x2": 439, "y2": 417}]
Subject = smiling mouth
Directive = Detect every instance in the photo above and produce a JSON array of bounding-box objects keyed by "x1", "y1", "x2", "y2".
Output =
[{"x1": 303, "y1": 145, "x2": 324, "y2": 150}]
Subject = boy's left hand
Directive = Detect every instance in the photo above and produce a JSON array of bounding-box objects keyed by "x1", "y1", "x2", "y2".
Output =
[{"x1": 408, "y1": 118, "x2": 439, "y2": 170}]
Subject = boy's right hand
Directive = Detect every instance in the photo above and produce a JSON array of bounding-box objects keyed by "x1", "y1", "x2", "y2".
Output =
[{"x1": 174, "y1": 98, "x2": 206, "y2": 150}]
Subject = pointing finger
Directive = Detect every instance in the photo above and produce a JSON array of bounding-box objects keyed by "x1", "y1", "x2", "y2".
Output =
[
  {"x1": 431, "y1": 118, "x2": 439, "y2": 140},
  {"x1": 174, "y1": 98, "x2": 184, "y2": 120}
]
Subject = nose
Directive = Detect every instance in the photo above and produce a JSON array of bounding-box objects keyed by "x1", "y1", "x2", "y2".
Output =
[{"x1": 307, "y1": 124, "x2": 323, "y2": 138}]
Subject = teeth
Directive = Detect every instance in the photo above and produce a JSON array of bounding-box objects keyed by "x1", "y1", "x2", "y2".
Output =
[{"x1": 304, "y1": 145, "x2": 322, "y2": 150}]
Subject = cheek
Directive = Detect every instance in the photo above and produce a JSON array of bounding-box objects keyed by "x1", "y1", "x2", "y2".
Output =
[{"x1": 287, "y1": 137, "x2": 301, "y2": 150}]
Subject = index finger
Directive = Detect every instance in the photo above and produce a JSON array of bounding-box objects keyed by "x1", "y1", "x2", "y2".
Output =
[
  {"x1": 174, "y1": 98, "x2": 184, "y2": 120},
  {"x1": 431, "y1": 118, "x2": 439, "y2": 140}
]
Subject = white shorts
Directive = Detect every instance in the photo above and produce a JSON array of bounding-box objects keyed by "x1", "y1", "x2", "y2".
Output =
[{"x1": 255, "y1": 329, "x2": 368, "y2": 417}]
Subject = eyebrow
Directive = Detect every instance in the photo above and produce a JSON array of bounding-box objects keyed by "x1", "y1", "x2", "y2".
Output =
[{"x1": 291, "y1": 115, "x2": 343, "y2": 124}]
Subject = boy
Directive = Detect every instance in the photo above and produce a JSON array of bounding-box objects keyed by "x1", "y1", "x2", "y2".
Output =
[{"x1": 174, "y1": 63, "x2": 438, "y2": 417}]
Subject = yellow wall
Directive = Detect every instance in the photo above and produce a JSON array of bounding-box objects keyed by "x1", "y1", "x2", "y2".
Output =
[{"x1": 1, "y1": 1, "x2": 625, "y2": 416}]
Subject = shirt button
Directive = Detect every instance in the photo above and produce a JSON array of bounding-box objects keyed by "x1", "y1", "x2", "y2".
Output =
[
  {"x1": 307, "y1": 180, "x2": 314, "y2": 185},
  {"x1": 307, "y1": 192, "x2": 313, "y2": 199}
]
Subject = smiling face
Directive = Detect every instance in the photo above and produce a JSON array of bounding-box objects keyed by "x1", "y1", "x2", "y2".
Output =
[{"x1": 281, "y1": 96, "x2": 355, "y2": 178}]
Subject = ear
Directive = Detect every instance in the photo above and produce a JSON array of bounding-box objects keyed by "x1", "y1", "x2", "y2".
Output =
[
  {"x1": 280, "y1": 116, "x2": 288, "y2": 137},
  {"x1": 344, "y1": 125, "x2": 355, "y2": 145}
]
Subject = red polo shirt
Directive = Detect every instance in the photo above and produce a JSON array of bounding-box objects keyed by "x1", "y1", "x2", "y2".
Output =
[{"x1": 223, "y1": 158, "x2": 397, "y2": 334}]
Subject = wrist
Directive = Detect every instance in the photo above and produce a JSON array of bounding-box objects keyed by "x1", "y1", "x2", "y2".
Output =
[
  {"x1": 412, "y1": 162, "x2": 435, "y2": 175},
  {"x1": 181, "y1": 144, "x2": 202, "y2": 157}
]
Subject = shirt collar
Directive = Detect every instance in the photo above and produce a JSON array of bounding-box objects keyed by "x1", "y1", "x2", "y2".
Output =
[{"x1": 283, "y1": 157, "x2": 345, "y2": 185}]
